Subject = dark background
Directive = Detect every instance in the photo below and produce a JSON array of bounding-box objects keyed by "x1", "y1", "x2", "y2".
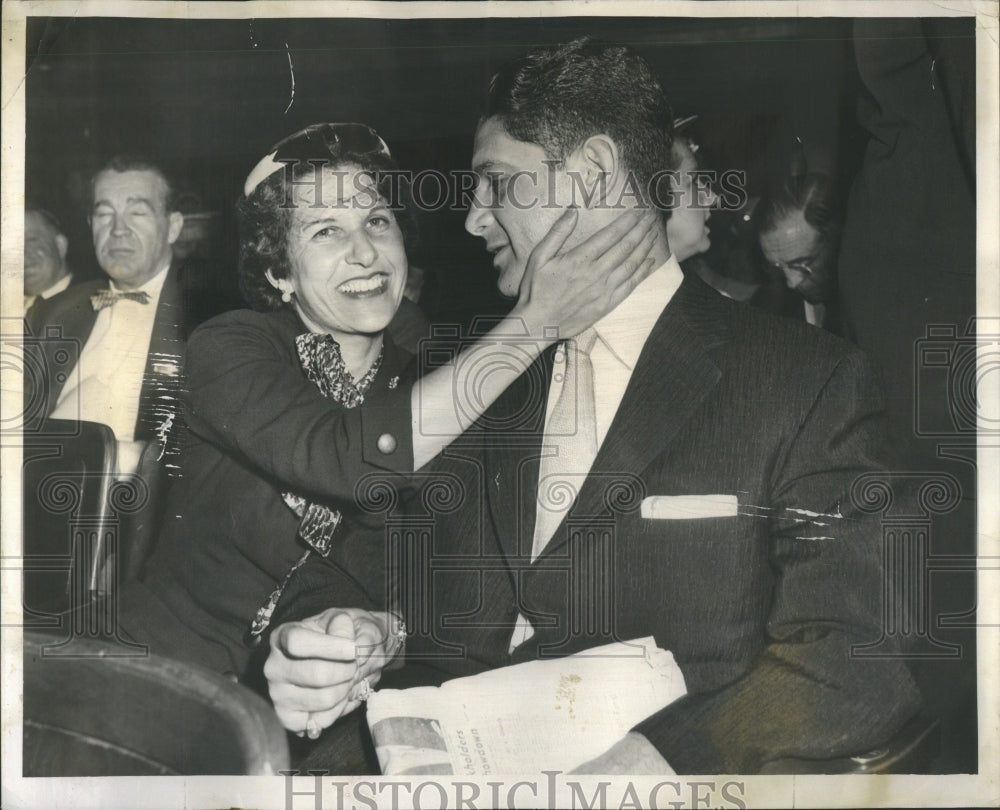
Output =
[{"x1": 24, "y1": 15, "x2": 869, "y2": 325}]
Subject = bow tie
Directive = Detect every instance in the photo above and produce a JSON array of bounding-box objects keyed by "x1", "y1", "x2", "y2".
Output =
[{"x1": 90, "y1": 290, "x2": 151, "y2": 310}]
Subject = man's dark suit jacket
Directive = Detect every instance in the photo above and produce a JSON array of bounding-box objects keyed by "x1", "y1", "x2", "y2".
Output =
[
  {"x1": 274, "y1": 275, "x2": 922, "y2": 774},
  {"x1": 24, "y1": 263, "x2": 190, "y2": 467}
]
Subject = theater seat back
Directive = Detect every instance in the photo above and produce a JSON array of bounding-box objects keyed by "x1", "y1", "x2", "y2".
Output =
[{"x1": 23, "y1": 630, "x2": 289, "y2": 776}]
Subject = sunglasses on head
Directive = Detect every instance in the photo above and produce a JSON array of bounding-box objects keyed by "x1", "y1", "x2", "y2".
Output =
[{"x1": 244, "y1": 123, "x2": 391, "y2": 197}]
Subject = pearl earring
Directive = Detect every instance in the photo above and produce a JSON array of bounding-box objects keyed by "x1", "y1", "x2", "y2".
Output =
[{"x1": 281, "y1": 288, "x2": 292, "y2": 303}]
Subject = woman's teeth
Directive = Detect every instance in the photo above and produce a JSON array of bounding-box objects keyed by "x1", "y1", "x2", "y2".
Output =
[{"x1": 339, "y1": 276, "x2": 386, "y2": 294}]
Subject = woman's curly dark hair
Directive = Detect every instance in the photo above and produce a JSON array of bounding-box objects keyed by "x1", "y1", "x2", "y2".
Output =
[{"x1": 237, "y1": 149, "x2": 418, "y2": 311}]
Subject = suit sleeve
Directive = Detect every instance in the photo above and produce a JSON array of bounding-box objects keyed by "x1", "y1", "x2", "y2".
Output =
[
  {"x1": 22, "y1": 292, "x2": 91, "y2": 429},
  {"x1": 634, "y1": 349, "x2": 923, "y2": 773},
  {"x1": 22, "y1": 311, "x2": 46, "y2": 429},
  {"x1": 183, "y1": 315, "x2": 414, "y2": 502}
]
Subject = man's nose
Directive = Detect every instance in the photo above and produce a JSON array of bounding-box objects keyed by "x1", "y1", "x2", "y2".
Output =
[
  {"x1": 111, "y1": 213, "x2": 130, "y2": 236},
  {"x1": 464, "y1": 182, "x2": 494, "y2": 237},
  {"x1": 347, "y1": 229, "x2": 377, "y2": 266},
  {"x1": 784, "y1": 268, "x2": 807, "y2": 290}
]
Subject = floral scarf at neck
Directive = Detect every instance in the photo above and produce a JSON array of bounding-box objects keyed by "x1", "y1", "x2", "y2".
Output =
[{"x1": 246, "y1": 332, "x2": 383, "y2": 643}]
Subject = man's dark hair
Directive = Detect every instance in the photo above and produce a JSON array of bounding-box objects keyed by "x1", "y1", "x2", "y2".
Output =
[
  {"x1": 236, "y1": 151, "x2": 417, "y2": 312},
  {"x1": 755, "y1": 172, "x2": 842, "y2": 245},
  {"x1": 484, "y1": 37, "x2": 676, "y2": 208},
  {"x1": 89, "y1": 154, "x2": 178, "y2": 213}
]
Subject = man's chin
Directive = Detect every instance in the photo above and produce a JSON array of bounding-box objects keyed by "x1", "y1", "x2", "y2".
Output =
[
  {"x1": 496, "y1": 266, "x2": 526, "y2": 299},
  {"x1": 103, "y1": 260, "x2": 137, "y2": 278},
  {"x1": 797, "y1": 283, "x2": 835, "y2": 306}
]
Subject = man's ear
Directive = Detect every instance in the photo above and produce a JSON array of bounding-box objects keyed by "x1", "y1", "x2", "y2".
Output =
[
  {"x1": 167, "y1": 211, "x2": 184, "y2": 245},
  {"x1": 54, "y1": 234, "x2": 69, "y2": 262},
  {"x1": 569, "y1": 134, "x2": 620, "y2": 206}
]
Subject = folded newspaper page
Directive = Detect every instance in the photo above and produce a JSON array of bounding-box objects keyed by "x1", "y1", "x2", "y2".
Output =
[{"x1": 366, "y1": 637, "x2": 687, "y2": 775}]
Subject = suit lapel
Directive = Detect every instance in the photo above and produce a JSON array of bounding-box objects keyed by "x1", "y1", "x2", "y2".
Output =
[
  {"x1": 483, "y1": 346, "x2": 555, "y2": 563},
  {"x1": 37, "y1": 283, "x2": 102, "y2": 416},
  {"x1": 136, "y1": 263, "x2": 185, "y2": 445},
  {"x1": 538, "y1": 275, "x2": 730, "y2": 559}
]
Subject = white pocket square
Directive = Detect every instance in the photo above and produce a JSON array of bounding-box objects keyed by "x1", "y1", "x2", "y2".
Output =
[{"x1": 641, "y1": 494, "x2": 738, "y2": 520}]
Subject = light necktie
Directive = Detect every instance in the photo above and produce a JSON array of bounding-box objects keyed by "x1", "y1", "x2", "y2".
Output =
[
  {"x1": 531, "y1": 327, "x2": 599, "y2": 561},
  {"x1": 90, "y1": 290, "x2": 150, "y2": 311}
]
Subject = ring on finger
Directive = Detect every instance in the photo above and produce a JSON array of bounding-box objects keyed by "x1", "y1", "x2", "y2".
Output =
[{"x1": 349, "y1": 675, "x2": 374, "y2": 703}]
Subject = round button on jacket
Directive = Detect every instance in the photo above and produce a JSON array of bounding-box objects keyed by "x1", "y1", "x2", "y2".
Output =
[{"x1": 377, "y1": 433, "x2": 397, "y2": 454}]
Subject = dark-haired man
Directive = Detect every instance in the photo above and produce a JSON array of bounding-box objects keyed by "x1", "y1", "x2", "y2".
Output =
[
  {"x1": 26, "y1": 157, "x2": 187, "y2": 476},
  {"x1": 266, "y1": 38, "x2": 921, "y2": 774},
  {"x1": 755, "y1": 172, "x2": 842, "y2": 333}
]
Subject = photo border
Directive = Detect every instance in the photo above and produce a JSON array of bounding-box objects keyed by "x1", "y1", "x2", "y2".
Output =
[{"x1": 2, "y1": 2, "x2": 997, "y2": 807}]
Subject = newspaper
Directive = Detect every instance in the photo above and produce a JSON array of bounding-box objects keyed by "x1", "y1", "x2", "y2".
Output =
[{"x1": 366, "y1": 638, "x2": 687, "y2": 775}]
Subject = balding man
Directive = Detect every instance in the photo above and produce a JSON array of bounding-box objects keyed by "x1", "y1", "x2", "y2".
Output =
[
  {"x1": 23, "y1": 208, "x2": 73, "y2": 313},
  {"x1": 26, "y1": 155, "x2": 188, "y2": 477},
  {"x1": 755, "y1": 173, "x2": 843, "y2": 334}
]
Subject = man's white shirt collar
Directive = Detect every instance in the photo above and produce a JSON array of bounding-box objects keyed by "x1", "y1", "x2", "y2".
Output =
[
  {"x1": 41, "y1": 273, "x2": 73, "y2": 299},
  {"x1": 24, "y1": 273, "x2": 73, "y2": 311},
  {"x1": 588, "y1": 253, "x2": 684, "y2": 368}
]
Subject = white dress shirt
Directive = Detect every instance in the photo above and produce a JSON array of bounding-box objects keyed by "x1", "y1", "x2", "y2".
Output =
[
  {"x1": 510, "y1": 255, "x2": 684, "y2": 650},
  {"x1": 50, "y1": 263, "x2": 170, "y2": 476},
  {"x1": 803, "y1": 300, "x2": 826, "y2": 328}
]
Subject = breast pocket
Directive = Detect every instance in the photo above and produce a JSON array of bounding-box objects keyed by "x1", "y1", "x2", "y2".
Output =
[{"x1": 640, "y1": 494, "x2": 739, "y2": 520}]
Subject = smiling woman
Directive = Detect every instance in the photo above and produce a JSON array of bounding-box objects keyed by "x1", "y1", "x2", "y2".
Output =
[
  {"x1": 115, "y1": 122, "x2": 658, "y2": 688},
  {"x1": 116, "y1": 124, "x2": 424, "y2": 682},
  {"x1": 238, "y1": 124, "x2": 414, "y2": 379}
]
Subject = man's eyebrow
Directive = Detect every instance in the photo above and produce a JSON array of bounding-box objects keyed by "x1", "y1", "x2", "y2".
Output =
[{"x1": 779, "y1": 254, "x2": 817, "y2": 266}]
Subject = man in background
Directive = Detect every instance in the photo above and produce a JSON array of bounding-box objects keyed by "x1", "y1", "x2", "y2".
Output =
[
  {"x1": 26, "y1": 155, "x2": 187, "y2": 477},
  {"x1": 23, "y1": 207, "x2": 73, "y2": 314},
  {"x1": 754, "y1": 172, "x2": 842, "y2": 334}
]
